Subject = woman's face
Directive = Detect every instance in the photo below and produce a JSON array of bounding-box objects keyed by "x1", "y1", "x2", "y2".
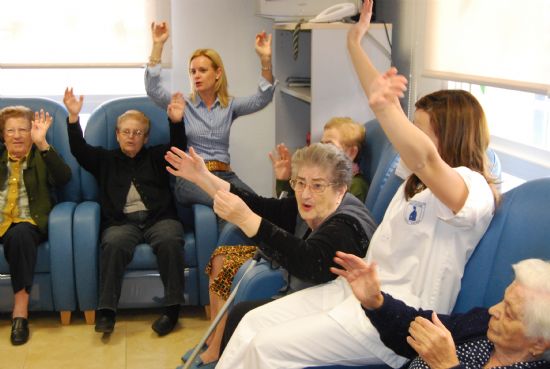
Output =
[
  {"x1": 487, "y1": 282, "x2": 538, "y2": 357},
  {"x1": 189, "y1": 55, "x2": 221, "y2": 95},
  {"x1": 413, "y1": 109, "x2": 439, "y2": 149},
  {"x1": 293, "y1": 165, "x2": 346, "y2": 229}
]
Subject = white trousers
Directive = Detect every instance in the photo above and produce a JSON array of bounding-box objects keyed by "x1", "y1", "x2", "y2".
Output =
[{"x1": 216, "y1": 279, "x2": 406, "y2": 369}]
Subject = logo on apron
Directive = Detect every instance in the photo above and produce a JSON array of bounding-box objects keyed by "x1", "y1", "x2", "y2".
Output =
[{"x1": 405, "y1": 201, "x2": 425, "y2": 225}]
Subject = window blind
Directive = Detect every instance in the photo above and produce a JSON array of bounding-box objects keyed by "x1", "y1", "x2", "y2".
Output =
[{"x1": 422, "y1": 0, "x2": 550, "y2": 95}]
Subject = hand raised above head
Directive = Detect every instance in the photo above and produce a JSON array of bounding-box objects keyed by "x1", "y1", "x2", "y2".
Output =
[
  {"x1": 63, "y1": 87, "x2": 84, "y2": 122},
  {"x1": 268, "y1": 143, "x2": 292, "y2": 180},
  {"x1": 255, "y1": 31, "x2": 272, "y2": 58},
  {"x1": 151, "y1": 21, "x2": 169, "y2": 44},
  {"x1": 348, "y1": 0, "x2": 374, "y2": 44},
  {"x1": 368, "y1": 67, "x2": 408, "y2": 111},
  {"x1": 167, "y1": 92, "x2": 186, "y2": 123}
]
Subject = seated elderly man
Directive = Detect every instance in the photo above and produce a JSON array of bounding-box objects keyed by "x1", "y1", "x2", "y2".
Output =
[
  {"x1": 0, "y1": 106, "x2": 72, "y2": 345},
  {"x1": 63, "y1": 88, "x2": 187, "y2": 336},
  {"x1": 332, "y1": 252, "x2": 550, "y2": 369}
]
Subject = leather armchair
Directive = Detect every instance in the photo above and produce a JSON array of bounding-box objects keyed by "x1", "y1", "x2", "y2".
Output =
[
  {"x1": 71, "y1": 96, "x2": 218, "y2": 324},
  {"x1": 0, "y1": 97, "x2": 80, "y2": 324}
]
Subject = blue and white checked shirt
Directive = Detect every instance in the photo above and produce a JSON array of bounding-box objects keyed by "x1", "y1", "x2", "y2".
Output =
[{"x1": 145, "y1": 65, "x2": 276, "y2": 163}]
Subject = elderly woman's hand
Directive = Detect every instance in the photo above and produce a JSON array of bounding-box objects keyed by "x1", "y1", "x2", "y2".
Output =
[
  {"x1": 331, "y1": 251, "x2": 384, "y2": 310},
  {"x1": 406, "y1": 312, "x2": 460, "y2": 369},
  {"x1": 30, "y1": 109, "x2": 52, "y2": 152},
  {"x1": 165, "y1": 146, "x2": 208, "y2": 183},
  {"x1": 167, "y1": 92, "x2": 186, "y2": 123},
  {"x1": 213, "y1": 190, "x2": 262, "y2": 237}
]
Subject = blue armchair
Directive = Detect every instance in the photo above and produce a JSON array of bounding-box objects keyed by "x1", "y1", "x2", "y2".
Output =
[
  {"x1": 71, "y1": 96, "x2": 218, "y2": 324},
  {"x1": 0, "y1": 97, "x2": 80, "y2": 324}
]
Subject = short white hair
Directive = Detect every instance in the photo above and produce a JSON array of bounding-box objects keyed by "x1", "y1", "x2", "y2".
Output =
[{"x1": 512, "y1": 258, "x2": 550, "y2": 360}]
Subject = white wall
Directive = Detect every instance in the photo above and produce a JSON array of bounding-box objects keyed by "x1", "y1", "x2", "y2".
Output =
[{"x1": 170, "y1": 0, "x2": 275, "y2": 196}]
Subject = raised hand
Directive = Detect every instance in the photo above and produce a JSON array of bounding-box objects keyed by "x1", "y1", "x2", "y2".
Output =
[
  {"x1": 406, "y1": 313, "x2": 460, "y2": 369},
  {"x1": 348, "y1": 0, "x2": 374, "y2": 44},
  {"x1": 268, "y1": 143, "x2": 292, "y2": 180},
  {"x1": 151, "y1": 21, "x2": 169, "y2": 44},
  {"x1": 167, "y1": 92, "x2": 186, "y2": 123},
  {"x1": 31, "y1": 109, "x2": 52, "y2": 151},
  {"x1": 63, "y1": 87, "x2": 84, "y2": 123},
  {"x1": 368, "y1": 67, "x2": 408, "y2": 111},
  {"x1": 330, "y1": 251, "x2": 384, "y2": 310},
  {"x1": 165, "y1": 146, "x2": 208, "y2": 183},
  {"x1": 255, "y1": 31, "x2": 272, "y2": 59}
]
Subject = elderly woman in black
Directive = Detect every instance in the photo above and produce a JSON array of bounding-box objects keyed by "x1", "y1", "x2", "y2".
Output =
[
  {"x1": 333, "y1": 253, "x2": 550, "y2": 369},
  {"x1": 166, "y1": 143, "x2": 377, "y2": 368}
]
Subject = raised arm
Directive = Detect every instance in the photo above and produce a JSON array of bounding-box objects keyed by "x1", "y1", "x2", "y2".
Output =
[
  {"x1": 255, "y1": 31, "x2": 274, "y2": 84},
  {"x1": 348, "y1": 0, "x2": 469, "y2": 213},
  {"x1": 148, "y1": 21, "x2": 169, "y2": 67}
]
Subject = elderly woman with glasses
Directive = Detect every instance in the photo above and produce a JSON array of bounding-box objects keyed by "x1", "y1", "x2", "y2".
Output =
[
  {"x1": 332, "y1": 253, "x2": 550, "y2": 369},
  {"x1": 165, "y1": 143, "x2": 377, "y2": 368}
]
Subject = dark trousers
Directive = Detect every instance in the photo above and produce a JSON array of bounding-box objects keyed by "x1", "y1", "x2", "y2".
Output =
[
  {"x1": 1, "y1": 222, "x2": 44, "y2": 294},
  {"x1": 98, "y1": 218, "x2": 185, "y2": 311},
  {"x1": 221, "y1": 299, "x2": 271, "y2": 354}
]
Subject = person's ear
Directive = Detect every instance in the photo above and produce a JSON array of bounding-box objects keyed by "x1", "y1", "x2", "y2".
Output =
[
  {"x1": 215, "y1": 68, "x2": 222, "y2": 81},
  {"x1": 529, "y1": 338, "x2": 550, "y2": 358},
  {"x1": 345, "y1": 145, "x2": 359, "y2": 161}
]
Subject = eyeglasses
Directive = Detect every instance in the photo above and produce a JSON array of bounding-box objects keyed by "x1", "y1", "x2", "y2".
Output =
[
  {"x1": 5, "y1": 128, "x2": 30, "y2": 136},
  {"x1": 118, "y1": 129, "x2": 146, "y2": 138},
  {"x1": 289, "y1": 179, "x2": 337, "y2": 194}
]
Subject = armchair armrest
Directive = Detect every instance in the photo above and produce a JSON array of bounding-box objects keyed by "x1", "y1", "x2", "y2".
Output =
[
  {"x1": 232, "y1": 259, "x2": 285, "y2": 305},
  {"x1": 49, "y1": 201, "x2": 77, "y2": 311},
  {"x1": 72, "y1": 201, "x2": 101, "y2": 311},
  {"x1": 192, "y1": 204, "x2": 218, "y2": 306}
]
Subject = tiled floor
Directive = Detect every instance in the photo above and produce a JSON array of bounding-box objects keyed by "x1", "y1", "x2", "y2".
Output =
[{"x1": 0, "y1": 307, "x2": 210, "y2": 369}]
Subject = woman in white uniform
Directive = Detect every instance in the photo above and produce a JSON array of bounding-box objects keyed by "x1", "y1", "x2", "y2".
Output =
[{"x1": 211, "y1": 1, "x2": 499, "y2": 368}]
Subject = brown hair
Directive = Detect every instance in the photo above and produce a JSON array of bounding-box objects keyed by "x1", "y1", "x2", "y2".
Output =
[
  {"x1": 116, "y1": 110, "x2": 150, "y2": 136},
  {"x1": 405, "y1": 90, "x2": 497, "y2": 200},
  {"x1": 189, "y1": 49, "x2": 230, "y2": 108},
  {"x1": 0, "y1": 105, "x2": 33, "y2": 143}
]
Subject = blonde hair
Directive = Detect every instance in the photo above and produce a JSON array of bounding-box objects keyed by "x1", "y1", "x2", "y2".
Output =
[
  {"x1": 323, "y1": 117, "x2": 366, "y2": 149},
  {"x1": 0, "y1": 106, "x2": 33, "y2": 143},
  {"x1": 116, "y1": 110, "x2": 150, "y2": 136},
  {"x1": 189, "y1": 49, "x2": 230, "y2": 108}
]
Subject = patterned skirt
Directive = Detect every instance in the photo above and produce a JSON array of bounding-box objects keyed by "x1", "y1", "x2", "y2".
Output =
[{"x1": 205, "y1": 245, "x2": 257, "y2": 300}]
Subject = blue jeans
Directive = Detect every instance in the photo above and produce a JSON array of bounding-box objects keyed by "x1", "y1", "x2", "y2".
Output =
[{"x1": 174, "y1": 171, "x2": 255, "y2": 207}]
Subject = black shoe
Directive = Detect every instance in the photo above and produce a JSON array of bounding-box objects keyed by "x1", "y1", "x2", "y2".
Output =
[
  {"x1": 95, "y1": 312, "x2": 115, "y2": 334},
  {"x1": 11, "y1": 317, "x2": 29, "y2": 345},
  {"x1": 152, "y1": 314, "x2": 178, "y2": 336}
]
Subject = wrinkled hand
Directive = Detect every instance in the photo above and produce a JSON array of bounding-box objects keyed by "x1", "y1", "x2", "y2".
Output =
[
  {"x1": 348, "y1": 0, "x2": 374, "y2": 44},
  {"x1": 407, "y1": 313, "x2": 460, "y2": 369},
  {"x1": 213, "y1": 189, "x2": 255, "y2": 226},
  {"x1": 255, "y1": 31, "x2": 272, "y2": 59},
  {"x1": 330, "y1": 251, "x2": 384, "y2": 310},
  {"x1": 165, "y1": 146, "x2": 208, "y2": 183},
  {"x1": 63, "y1": 87, "x2": 84, "y2": 122},
  {"x1": 268, "y1": 143, "x2": 292, "y2": 180},
  {"x1": 31, "y1": 109, "x2": 52, "y2": 149},
  {"x1": 167, "y1": 92, "x2": 186, "y2": 123},
  {"x1": 151, "y1": 21, "x2": 169, "y2": 44},
  {"x1": 368, "y1": 67, "x2": 408, "y2": 111}
]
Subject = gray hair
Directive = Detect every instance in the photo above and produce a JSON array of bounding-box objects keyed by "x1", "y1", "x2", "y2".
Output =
[
  {"x1": 512, "y1": 258, "x2": 550, "y2": 360},
  {"x1": 291, "y1": 143, "x2": 352, "y2": 190}
]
